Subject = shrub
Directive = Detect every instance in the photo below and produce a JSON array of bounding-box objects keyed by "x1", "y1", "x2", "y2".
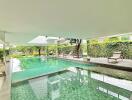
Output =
[{"x1": 87, "y1": 41, "x2": 132, "y2": 59}]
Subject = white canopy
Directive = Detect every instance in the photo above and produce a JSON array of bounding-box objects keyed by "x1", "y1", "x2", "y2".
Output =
[
  {"x1": 28, "y1": 36, "x2": 47, "y2": 45},
  {"x1": 0, "y1": 0, "x2": 132, "y2": 45},
  {"x1": 28, "y1": 36, "x2": 60, "y2": 45}
]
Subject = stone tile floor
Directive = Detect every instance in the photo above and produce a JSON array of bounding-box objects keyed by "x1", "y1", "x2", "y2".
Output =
[{"x1": 59, "y1": 56, "x2": 132, "y2": 70}]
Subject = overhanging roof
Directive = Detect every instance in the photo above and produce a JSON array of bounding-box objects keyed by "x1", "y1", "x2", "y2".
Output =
[{"x1": 0, "y1": 0, "x2": 132, "y2": 44}]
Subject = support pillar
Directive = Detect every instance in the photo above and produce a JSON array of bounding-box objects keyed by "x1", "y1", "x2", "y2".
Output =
[
  {"x1": 86, "y1": 40, "x2": 89, "y2": 57},
  {"x1": 3, "y1": 32, "x2": 6, "y2": 65}
]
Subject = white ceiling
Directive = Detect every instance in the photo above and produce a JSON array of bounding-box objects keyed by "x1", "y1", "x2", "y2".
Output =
[{"x1": 0, "y1": 0, "x2": 132, "y2": 44}]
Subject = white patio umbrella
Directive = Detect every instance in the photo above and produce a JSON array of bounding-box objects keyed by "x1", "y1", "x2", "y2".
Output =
[
  {"x1": 47, "y1": 37, "x2": 59, "y2": 40},
  {"x1": 28, "y1": 35, "x2": 61, "y2": 45},
  {"x1": 28, "y1": 36, "x2": 47, "y2": 45}
]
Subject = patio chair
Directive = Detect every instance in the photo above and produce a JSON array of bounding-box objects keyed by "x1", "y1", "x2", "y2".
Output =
[
  {"x1": 83, "y1": 55, "x2": 90, "y2": 62},
  {"x1": 108, "y1": 51, "x2": 123, "y2": 63},
  {"x1": 66, "y1": 51, "x2": 73, "y2": 57},
  {"x1": 62, "y1": 51, "x2": 73, "y2": 58}
]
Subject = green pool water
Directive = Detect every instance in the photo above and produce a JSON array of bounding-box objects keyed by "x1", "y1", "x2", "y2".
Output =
[
  {"x1": 12, "y1": 57, "x2": 94, "y2": 83},
  {"x1": 11, "y1": 68, "x2": 132, "y2": 100}
]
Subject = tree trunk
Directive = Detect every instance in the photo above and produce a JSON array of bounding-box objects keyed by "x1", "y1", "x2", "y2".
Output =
[
  {"x1": 69, "y1": 38, "x2": 82, "y2": 58},
  {"x1": 38, "y1": 48, "x2": 41, "y2": 56},
  {"x1": 75, "y1": 39, "x2": 82, "y2": 58}
]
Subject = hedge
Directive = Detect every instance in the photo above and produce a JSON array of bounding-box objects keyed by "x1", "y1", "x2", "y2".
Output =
[{"x1": 87, "y1": 42, "x2": 132, "y2": 59}]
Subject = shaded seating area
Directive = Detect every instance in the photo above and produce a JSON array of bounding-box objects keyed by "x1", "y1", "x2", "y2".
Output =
[{"x1": 108, "y1": 51, "x2": 123, "y2": 63}]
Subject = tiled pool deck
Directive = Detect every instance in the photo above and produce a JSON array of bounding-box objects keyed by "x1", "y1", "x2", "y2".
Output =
[{"x1": 90, "y1": 58, "x2": 132, "y2": 71}]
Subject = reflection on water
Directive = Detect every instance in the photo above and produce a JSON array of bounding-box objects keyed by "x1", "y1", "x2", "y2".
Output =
[
  {"x1": 12, "y1": 57, "x2": 94, "y2": 83},
  {"x1": 11, "y1": 67, "x2": 132, "y2": 100},
  {"x1": 29, "y1": 76, "x2": 48, "y2": 99}
]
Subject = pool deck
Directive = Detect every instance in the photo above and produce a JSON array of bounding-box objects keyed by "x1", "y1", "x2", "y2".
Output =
[
  {"x1": 90, "y1": 58, "x2": 132, "y2": 70},
  {"x1": 59, "y1": 56, "x2": 132, "y2": 71},
  {"x1": 0, "y1": 62, "x2": 11, "y2": 100}
]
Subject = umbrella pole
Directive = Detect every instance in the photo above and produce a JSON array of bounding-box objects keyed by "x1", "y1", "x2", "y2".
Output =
[{"x1": 46, "y1": 45, "x2": 48, "y2": 56}]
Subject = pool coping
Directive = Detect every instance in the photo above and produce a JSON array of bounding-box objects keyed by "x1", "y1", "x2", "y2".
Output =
[{"x1": 11, "y1": 68, "x2": 69, "y2": 84}]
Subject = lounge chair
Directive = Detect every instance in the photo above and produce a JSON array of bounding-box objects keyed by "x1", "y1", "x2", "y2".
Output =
[
  {"x1": 83, "y1": 55, "x2": 90, "y2": 62},
  {"x1": 83, "y1": 57, "x2": 90, "y2": 62},
  {"x1": 62, "y1": 51, "x2": 73, "y2": 58},
  {"x1": 108, "y1": 51, "x2": 123, "y2": 63}
]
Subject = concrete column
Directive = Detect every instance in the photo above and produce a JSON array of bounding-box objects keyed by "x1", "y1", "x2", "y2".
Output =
[
  {"x1": 3, "y1": 32, "x2": 6, "y2": 65},
  {"x1": 86, "y1": 40, "x2": 90, "y2": 57}
]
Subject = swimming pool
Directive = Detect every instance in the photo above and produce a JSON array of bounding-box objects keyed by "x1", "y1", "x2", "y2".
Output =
[
  {"x1": 11, "y1": 67, "x2": 132, "y2": 100},
  {"x1": 11, "y1": 57, "x2": 94, "y2": 83}
]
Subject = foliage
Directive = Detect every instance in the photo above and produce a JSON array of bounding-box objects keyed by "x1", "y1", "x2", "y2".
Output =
[
  {"x1": 10, "y1": 46, "x2": 46, "y2": 56},
  {"x1": 81, "y1": 44, "x2": 87, "y2": 55},
  {"x1": 0, "y1": 49, "x2": 9, "y2": 62},
  {"x1": 102, "y1": 37, "x2": 119, "y2": 43},
  {"x1": 47, "y1": 45, "x2": 57, "y2": 55},
  {"x1": 9, "y1": 54, "x2": 35, "y2": 58},
  {"x1": 87, "y1": 41, "x2": 132, "y2": 59},
  {"x1": 121, "y1": 35, "x2": 130, "y2": 41},
  {"x1": 0, "y1": 49, "x2": 3, "y2": 61},
  {"x1": 57, "y1": 44, "x2": 74, "y2": 54},
  {"x1": 69, "y1": 38, "x2": 82, "y2": 58},
  {"x1": 5, "y1": 35, "x2": 132, "y2": 60}
]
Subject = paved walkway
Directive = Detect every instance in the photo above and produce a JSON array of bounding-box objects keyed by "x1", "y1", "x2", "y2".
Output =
[
  {"x1": 90, "y1": 57, "x2": 132, "y2": 71},
  {"x1": 0, "y1": 62, "x2": 11, "y2": 100},
  {"x1": 0, "y1": 77, "x2": 4, "y2": 90},
  {"x1": 59, "y1": 56, "x2": 132, "y2": 71}
]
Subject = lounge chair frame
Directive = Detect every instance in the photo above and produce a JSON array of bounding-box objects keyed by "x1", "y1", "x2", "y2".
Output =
[{"x1": 108, "y1": 51, "x2": 123, "y2": 63}]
